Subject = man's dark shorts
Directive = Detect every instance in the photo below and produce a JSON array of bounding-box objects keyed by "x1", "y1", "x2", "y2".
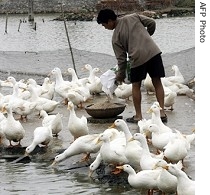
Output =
[{"x1": 130, "y1": 53, "x2": 165, "y2": 83}]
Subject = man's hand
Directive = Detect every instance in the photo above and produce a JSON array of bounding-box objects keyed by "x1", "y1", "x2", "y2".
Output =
[{"x1": 115, "y1": 72, "x2": 126, "y2": 83}]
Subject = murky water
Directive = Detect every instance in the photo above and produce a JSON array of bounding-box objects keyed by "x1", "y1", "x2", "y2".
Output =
[
  {"x1": 0, "y1": 14, "x2": 194, "y2": 55},
  {"x1": 0, "y1": 160, "x2": 102, "y2": 195},
  {"x1": 0, "y1": 13, "x2": 195, "y2": 195},
  {"x1": 0, "y1": 162, "x2": 136, "y2": 195}
]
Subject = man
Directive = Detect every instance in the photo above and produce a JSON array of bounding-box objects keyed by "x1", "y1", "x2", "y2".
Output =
[{"x1": 97, "y1": 8, "x2": 167, "y2": 123}]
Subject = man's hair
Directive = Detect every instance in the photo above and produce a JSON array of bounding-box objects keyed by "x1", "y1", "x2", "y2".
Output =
[{"x1": 97, "y1": 9, "x2": 117, "y2": 24}]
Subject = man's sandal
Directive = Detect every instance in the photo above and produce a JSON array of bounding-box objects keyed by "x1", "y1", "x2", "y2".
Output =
[
  {"x1": 161, "y1": 114, "x2": 168, "y2": 123},
  {"x1": 126, "y1": 116, "x2": 139, "y2": 123}
]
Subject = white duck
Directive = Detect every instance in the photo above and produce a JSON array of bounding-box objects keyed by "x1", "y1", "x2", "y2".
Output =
[
  {"x1": 143, "y1": 73, "x2": 155, "y2": 94},
  {"x1": 0, "y1": 79, "x2": 14, "y2": 88},
  {"x1": 88, "y1": 128, "x2": 126, "y2": 176},
  {"x1": 154, "y1": 159, "x2": 182, "y2": 194},
  {"x1": 5, "y1": 76, "x2": 20, "y2": 86},
  {"x1": 110, "y1": 119, "x2": 142, "y2": 171},
  {"x1": 67, "y1": 67, "x2": 87, "y2": 86},
  {"x1": 89, "y1": 152, "x2": 103, "y2": 177},
  {"x1": 138, "y1": 118, "x2": 152, "y2": 140},
  {"x1": 84, "y1": 64, "x2": 103, "y2": 95},
  {"x1": 167, "y1": 65, "x2": 185, "y2": 84},
  {"x1": 51, "y1": 133, "x2": 102, "y2": 166},
  {"x1": 97, "y1": 131, "x2": 128, "y2": 174},
  {"x1": 147, "y1": 102, "x2": 173, "y2": 133},
  {"x1": 39, "y1": 109, "x2": 63, "y2": 137},
  {"x1": 161, "y1": 77, "x2": 175, "y2": 87},
  {"x1": 116, "y1": 164, "x2": 161, "y2": 195},
  {"x1": 132, "y1": 132, "x2": 166, "y2": 171},
  {"x1": 163, "y1": 82, "x2": 180, "y2": 93},
  {"x1": 25, "y1": 125, "x2": 53, "y2": 155},
  {"x1": 88, "y1": 68, "x2": 103, "y2": 95},
  {"x1": 132, "y1": 132, "x2": 164, "y2": 159},
  {"x1": 67, "y1": 91, "x2": 87, "y2": 108},
  {"x1": 144, "y1": 73, "x2": 180, "y2": 95},
  {"x1": 162, "y1": 163, "x2": 195, "y2": 195},
  {"x1": 6, "y1": 76, "x2": 31, "y2": 100},
  {"x1": 0, "y1": 92, "x2": 11, "y2": 106},
  {"x1": 67, "y1": 68, "x2": 92, "y2": 103},
  {"x1": 8, "y1": 82, "x2": 37, "y2": 121},
  {"x1": 0, "y1": 112, "x2": 6, "y2": 144},
  {"x1": 151, "y1": 77, "x2": 178, "y2": 111},
  {"x1": 163, "y1": 132, "x2": 188, "y2": 163},
  {"x1": 182, "y1": 129, "x2": 195, "y2": 151},
  {"x1": 67, "y1": 67, "x2": 90, "y2": 87},
  {"x1": 67, "y1": 101, "x2": 89, "y2": 141},
  {"x1": 40, "y1": 77, "x2": 55, "y2": 100},
  {"x1": 1, "y1": 103, "x2": 25, "y2": 147},
  {"x1": 103, "y1": 127, "x2": 126, "y2": 140},
  {"x1": 114, "y1": 82, "x2": 132, "y2": 101},
  {"x1": 27, "y1": 84, "x2": 59, "y2": 114},
  {"x1": 26, "y1": 78, "x2": 47, "y2": 97},
  {"x1": 49, "y1": 67, "x2": 76, "y2": 104},
  {"x1": 147, "y1": 124, "x2": 177, "y2": 152},
  {"x1": 163, "y1": 86, "x2": 177, "y2": 111},
  {"x1": 176, "y1": 83, "x2": 194, "y2": 96},
  {"x1": 74, "y1": 77, "x2": 92, "y2": 102}
]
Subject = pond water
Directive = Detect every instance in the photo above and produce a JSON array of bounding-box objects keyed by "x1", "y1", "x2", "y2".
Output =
[{"x1": 0, "y1": 14, "x2": 195, "y2": 56}]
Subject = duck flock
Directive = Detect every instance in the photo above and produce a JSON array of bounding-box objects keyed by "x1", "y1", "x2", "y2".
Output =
[{"x1": 0, "y1": 64, "x2": 195, "y2": 195}]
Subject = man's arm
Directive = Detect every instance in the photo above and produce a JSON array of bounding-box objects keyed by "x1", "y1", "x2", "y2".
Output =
[
  {"x1": 112, "y1": 42, "x2": 127, "y2": 82},
  {"x1": 138, "y1": 14, "x2": 156, "y2": 36}
]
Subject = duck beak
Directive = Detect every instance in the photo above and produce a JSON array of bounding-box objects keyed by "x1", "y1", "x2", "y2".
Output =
[
  {"x1": 64, "y1": 70, "x2": 68, "y2": 74},
  {"x1": 1, "y1": 106, "x2": 6, "y2": 113},
  {"x1": 109, "y1": 123, "x2": 116, "y2": 129},
  {"x1": 116, "y1": 165, "x2": 124, "y2": 170},
  {"x1": 146, "y1": 108, "x2": 153, "y2": 114},
  {"x1": 162, "y1": 165, "x2": 169, "y2": 170},
  {"x1": 95, "y1": 138, "x2": 101, "y2": 145},
  {"x1": 128, "y1": 137, "x2": 135, "y2": 142},
  {"x1": 24, "y1": 151, "x2": 29, "y2": 156},
  {"x1": 47, "y1": 72, "x2": 52, "y2": 77},
  {"x1": 88, "y1": 169, "x2": 94, "y2": 177},
  {"x1": 81, "y1": 66, "x2": 87, "y2": 71},
  {"x1": 50, "y1": 160, "x2": 57, "y2": 167},
  {"x1": 67, "y1": 103, "x2": 72, "y2": 110}
]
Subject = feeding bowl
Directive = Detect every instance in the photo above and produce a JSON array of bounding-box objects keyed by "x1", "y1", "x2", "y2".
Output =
[{"x1": 85, "y1": 102, "x2": 126, "y2": 119}]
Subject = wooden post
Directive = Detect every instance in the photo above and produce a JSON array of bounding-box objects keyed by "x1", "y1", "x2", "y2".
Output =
[
  {"x1": 60, "y1": 3, "x2": 78, "y2": 77},
  {"x1": 33, "y1": 22, "x2": 36, "y2": 30},
  {"x1": 18, "y1": 19, "x2": 22, "y2": 32},
  {"x1": 5, "y1": 12, "x2": 8, "y2": 34},
  {"x1": 28, "y1": 0, "x2": 34, "y2": 21}
]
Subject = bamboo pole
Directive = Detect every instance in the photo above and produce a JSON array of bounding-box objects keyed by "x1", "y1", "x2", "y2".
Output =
[
  {"x1": 28, "y1": 0, "x2": 34, "y2": 22},
  {"x1": 60, "y1": 3, "x2": 78, "y2": 77},
  {"x1": 18, "y1": 19, "x2": 22, "y2": 32},
  {"x1": 33, "y1": 22, "x2": 36, "y2": 31},
  {"x1": 5, "y1": 12, "x2": 8, "y2": 34}
]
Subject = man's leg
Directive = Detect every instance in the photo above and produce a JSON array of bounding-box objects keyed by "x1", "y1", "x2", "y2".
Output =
[
  {"x1": 132, "y1": 81, "x2": 142, "y2": 120},
  {"x1": 151, "y1": 77, "x2": 166, "y2": 118}
]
